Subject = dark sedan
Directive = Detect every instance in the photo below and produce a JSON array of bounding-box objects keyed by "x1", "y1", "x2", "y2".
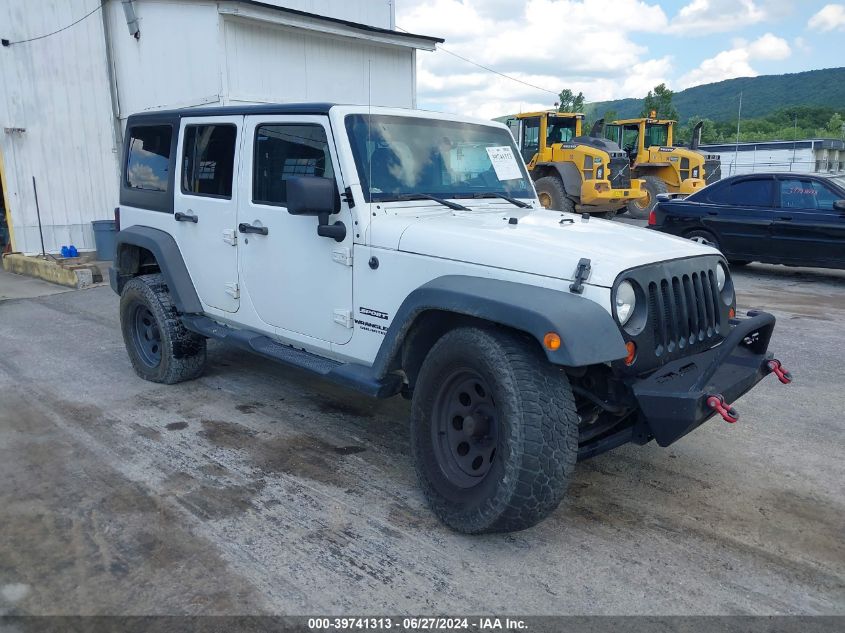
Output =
[{"x1": 648, "y1": 173, "x2": 845, "y2": 269}]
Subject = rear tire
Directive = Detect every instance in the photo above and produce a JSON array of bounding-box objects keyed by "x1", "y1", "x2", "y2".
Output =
[
  {"x1": 120, "y1": 274, "x2": 207, "y2": 384},
  {"x1": 686, "y1": 229, "x2": 721, "y2": 252},
  {"x1": 626, "y1": 175, "x2": 667, "y2": 219},
  {"x1": 534, "y1": 176, "x2": 576, "y2": 213},
  {"x1": 410, "y1": 327, "x2": 579, "y2": 533}
]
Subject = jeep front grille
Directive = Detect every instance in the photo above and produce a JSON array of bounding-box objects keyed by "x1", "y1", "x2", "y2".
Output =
[
  {"x1": 616, "y1": 256, "x2": 731, "y2": 375},
  {"x1": 647, "y1": 269, "x2": 722, "y2": 359}
]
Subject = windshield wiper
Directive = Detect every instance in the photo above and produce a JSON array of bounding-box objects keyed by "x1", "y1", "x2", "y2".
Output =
[
  {"x1": 470, "y1": 192, "x2": 532, "y2": 209},
  {"x1": 390, "y1": 193, "x2": 470, "y2": 211}
]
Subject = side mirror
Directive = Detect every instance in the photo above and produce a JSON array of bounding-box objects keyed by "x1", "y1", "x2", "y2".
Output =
[
  {"x1": 286, "y1": 176, "x2": 346, "y2": 242},
  {"x1": 286, "y1": 176, "x2": 336, "y2": 216},
  {"x1": 834, "y1": 200, "x2": 845, "y2": 212}
]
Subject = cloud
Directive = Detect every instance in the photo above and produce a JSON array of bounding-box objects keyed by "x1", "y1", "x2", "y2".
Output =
[
  {"x1": 670, "y1": 0, "x2": 792, "y2": 35},
  {"x1": 399, "y1": 0, "x2": 671, "y2": 118},
  {"x1": 808, "y1": 4, "x2": 845, "y2": 31},
  {"x1": 677, "y1": 33, "x2": 791, "y2": 88}
]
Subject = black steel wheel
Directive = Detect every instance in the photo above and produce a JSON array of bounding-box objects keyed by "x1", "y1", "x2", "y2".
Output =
[
  {"x1": 120, "y1": 274, "x2": 207, "y2": 384},
  {"x1": 129, "y1": 303, "x2": 163, "y2": 368},
  {"x1": 410, "y1": 327, "x2": 579, "y2": 534},
  {"x1": 432, "y1": 368, "x2": 499, "y2": 488}
]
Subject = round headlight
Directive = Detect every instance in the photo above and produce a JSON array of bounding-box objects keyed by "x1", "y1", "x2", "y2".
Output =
[
  {"x1": 716, "y1": 263, "x2": 727, "y2": 291},
  {"x1": 616, "y1": 280, "x2": 637, "y2": 325}
]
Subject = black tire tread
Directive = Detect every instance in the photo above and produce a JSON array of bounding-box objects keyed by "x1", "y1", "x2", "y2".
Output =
[
  {"x1": 626, "y1": 175, "x2": 667, "y2": 218},
  {"x1": 534, "y1": 176, "x2": 576, "y2": 213},
  {"x1": 412, "y1": 327, "x2": 579, "y2": 533},
  {"x1": 120, "y1": 274, "x2": 207, "y2": 385}
]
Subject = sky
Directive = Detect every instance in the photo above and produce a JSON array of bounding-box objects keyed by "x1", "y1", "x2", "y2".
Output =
[{"x1": 395, "y1": 0, "x2": 845, "y2": 119}]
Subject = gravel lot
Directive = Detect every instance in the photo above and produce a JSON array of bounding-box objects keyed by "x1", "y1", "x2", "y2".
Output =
[{"x1": 0, "y1": 263, "x2": 843, "y2": 616}]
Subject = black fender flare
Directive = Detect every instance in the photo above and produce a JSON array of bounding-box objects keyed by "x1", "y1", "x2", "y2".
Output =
[
  {"x1": 372, "y1": 275, "x2": 627, "y2": 378},
  {"x1": 535, "y1": 161, "x2": 582, "y2": 197},
  {"x1": 110, "y1": 226, "x2": 202, "y2": 314}
]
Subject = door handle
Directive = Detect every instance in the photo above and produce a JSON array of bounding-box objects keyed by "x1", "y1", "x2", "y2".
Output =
[
  {"x1": 238, "y1": 222, "x2": 268, "y2": 236},
  {"x1": 706, "y1": 211, "x2": 718, "y2": 216},
  {"x1": 777, "y1": 216, "x2": 793, "y2": 221},
  {"x1": 175, "y1": 211, "x2": 198, "y2": 223}
]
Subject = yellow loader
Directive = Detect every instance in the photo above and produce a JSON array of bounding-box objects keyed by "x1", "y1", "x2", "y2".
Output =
[
  {"x1": 507, "y1": 111, "x2": 646, "y2": 217},
  {"x1": 604, "y1": 114, "x2": 722, "y2": 218}
]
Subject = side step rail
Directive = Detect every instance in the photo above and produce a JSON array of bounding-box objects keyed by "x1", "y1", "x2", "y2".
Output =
[{"x1": 181, "y1": 315, "x2": 402, "y2": 398}]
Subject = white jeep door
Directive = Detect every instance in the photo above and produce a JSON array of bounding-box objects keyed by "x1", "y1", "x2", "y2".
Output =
[
  {"x1": 238, "y1": 115, "x2": 353, "y2": 345},
  {"x1": 173, "y1": 116, "x2": 242, "y2": 312}
]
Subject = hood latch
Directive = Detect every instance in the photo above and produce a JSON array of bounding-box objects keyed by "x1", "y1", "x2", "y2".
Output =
[{"x1": 569, "y1": 258, "x2": 592, "y2": 294}]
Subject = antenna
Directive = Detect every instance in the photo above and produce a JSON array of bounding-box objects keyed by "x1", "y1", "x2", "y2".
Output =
[{"x1": 367, "y1": 58, "x2": 372, "y2": 204}]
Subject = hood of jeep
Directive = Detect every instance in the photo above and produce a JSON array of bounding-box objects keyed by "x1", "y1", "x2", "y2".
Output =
[{"x1": 385, "y1": 208, "x2": 714, "y2": 288}]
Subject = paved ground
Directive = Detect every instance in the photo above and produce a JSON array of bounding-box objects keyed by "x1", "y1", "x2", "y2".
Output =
[
  {"x1": 0, "y1": 263, "x2": 843, "y2": 616},
  {"x1": 0, "y1": 269, "x2": 73, "y2": 301}
]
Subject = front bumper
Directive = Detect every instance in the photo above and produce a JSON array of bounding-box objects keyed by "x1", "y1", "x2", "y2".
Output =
[
  {"x1": 631, "y1": 311, "x2": 781, "y2": 447},
  {"x1": 580, "y1": 178, "x2": 646, "y2": 207}
]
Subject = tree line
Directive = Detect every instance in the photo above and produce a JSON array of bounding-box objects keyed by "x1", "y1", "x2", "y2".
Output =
[{"x1": 559, "y1": 83, "x2": 845, "y2": 144}]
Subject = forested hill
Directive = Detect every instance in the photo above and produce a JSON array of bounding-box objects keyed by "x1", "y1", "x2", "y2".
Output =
[{"x1": 584, "y1": 67, "x2": 845, "y2": 121}]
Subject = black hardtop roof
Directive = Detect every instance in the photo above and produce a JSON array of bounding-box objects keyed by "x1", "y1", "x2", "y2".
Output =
[{"x1": 126, "y1": 102, "x2": 338, "y2": 123}]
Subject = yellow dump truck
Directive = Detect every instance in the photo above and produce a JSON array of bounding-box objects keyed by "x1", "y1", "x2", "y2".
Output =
[
  {"x1": 604, "y1": 115, "x2": 721, "y2": 218},
  {"x1": 507, "y1": 111, "x2": 645, "y2": 217}
]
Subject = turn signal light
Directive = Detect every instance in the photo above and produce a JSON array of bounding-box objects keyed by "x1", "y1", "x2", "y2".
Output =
[
  {"x1": 729, "y1": 307, "x2": 736, "y2": 318},
  {"x1": 543, "y1": 332, "x2": 562, "y2": 351},
  {"x1": 624, "y1": 341, "x2": 637, "y2": 365}
]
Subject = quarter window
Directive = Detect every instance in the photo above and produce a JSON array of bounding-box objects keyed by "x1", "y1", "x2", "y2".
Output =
[
  {"x1": 706, "y1": 179, "x2": 773, "y2": 207},
  {"x1": 779, "y1": 179, "x2": 840, "y2": 210},
  {"x1": 126, "y1": 125, "x2": 172, "y2": 192},
  {"x1": 181, "y1": 124, "x2": 237, "y2": 198},
  {"x1": 253, "y1": 124, "x2": 335, "y2": 206}
]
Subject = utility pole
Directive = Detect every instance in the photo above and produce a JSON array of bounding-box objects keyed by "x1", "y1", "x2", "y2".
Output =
[
  {"x1": 733, "y1": 91, "x2": 742, "y2": 176},
  {"x1": 791, "y1": 113, "x2": 798, "y2": 172}
]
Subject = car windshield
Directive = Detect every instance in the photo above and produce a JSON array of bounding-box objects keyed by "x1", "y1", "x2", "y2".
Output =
[
  {"x1": 645, "y1": 123, "x2": 669, "y2": 147},
  {"x1": 345, "y1": 114, "x2": 534, "y2": 203}
]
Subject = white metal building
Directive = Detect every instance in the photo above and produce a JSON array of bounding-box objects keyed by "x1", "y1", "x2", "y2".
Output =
[
  {"x1": 701, "y1": 138, "x2": 845, "y2": 178},
  {"x1": 0, "y1": 0, "x2": 441, "y2": 255}
]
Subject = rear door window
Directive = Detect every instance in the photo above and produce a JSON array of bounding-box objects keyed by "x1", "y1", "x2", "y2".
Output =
[
  {"x1": 706, "y1": 178, "x2": 774, "y2": 207},
  {"x1": 779, "y1": 178, "x2": 840, "y2": 211},
  {"x1": 126, "y1": 125, "x2": 173, "y2": 192},
  {"x1": 181, "y1": 124, "x2": 237, "y2": 199}
]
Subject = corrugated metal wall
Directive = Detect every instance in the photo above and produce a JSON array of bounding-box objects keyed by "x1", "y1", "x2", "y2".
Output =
[
  {"x1": 224, "y1": 18, "x2": 414, "y2": 108},
  {"x1": 0, "y1": 0, "x2": 120, "y2": 255},
  {"x1": 254, "y1": 0, "x2": 395, "y2": 29},
  {"x1": 0, "y1": 0, "x2": 416, "y2": 255}
]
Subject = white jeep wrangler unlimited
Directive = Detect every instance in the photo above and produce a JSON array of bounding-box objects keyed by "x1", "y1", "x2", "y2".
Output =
[{"x1": 111, "y1": 103, "x2": 790, "y2": 533}]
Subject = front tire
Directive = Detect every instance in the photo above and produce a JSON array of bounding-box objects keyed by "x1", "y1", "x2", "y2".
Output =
[
  {"x1": 534, "y1": 176, "x2": 576, "y2": 213},
  {"x1": 410, "y1": 327, "x2": 579, "y2": 533},
  {"x1": 120, "y1": 274, "x2": 207, "y2": 384},
  {"x1": 626, "y1": 175, "x2": 667, "y2": 219}
]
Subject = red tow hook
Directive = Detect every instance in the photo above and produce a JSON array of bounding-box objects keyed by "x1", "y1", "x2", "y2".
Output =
[
  {"x1": 707, "y1": 394, "x2": 739, "y2": 423},
  {"x1": 767, "y1": 359, "x2": 792, "y2": 384}
]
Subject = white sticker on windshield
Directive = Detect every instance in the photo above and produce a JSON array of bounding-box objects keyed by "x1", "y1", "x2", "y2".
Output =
[{"x1": 485, "y1": 146, "x2": 522, "y2": 181}]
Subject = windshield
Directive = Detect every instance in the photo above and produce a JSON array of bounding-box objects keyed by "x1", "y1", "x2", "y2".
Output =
[
  {"x1": 547, "y1": 116, "x2": 578, "y2": 144},
  {"x1": 345, "y1": 114, "x2": 534, "y2": 202},
  {"x1": 645, "y1": 123, "x2": 670, "y2": 147}
]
